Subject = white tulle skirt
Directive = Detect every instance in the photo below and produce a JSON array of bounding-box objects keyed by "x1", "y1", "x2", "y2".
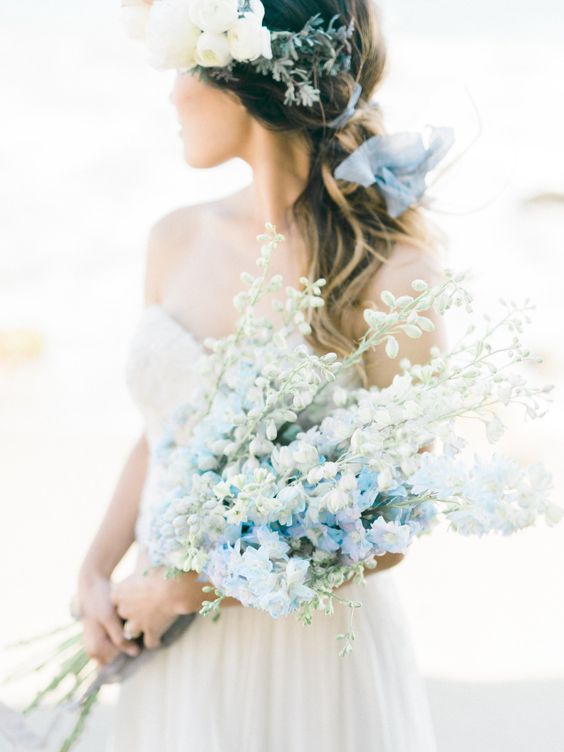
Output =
[{"x1": 105, "y1": 569, "x2": 437, "y2": 752}]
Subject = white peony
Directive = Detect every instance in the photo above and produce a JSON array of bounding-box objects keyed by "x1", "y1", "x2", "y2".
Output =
[
  {"x1": 228, "y1": 14, "x2": 272, "y2": 61},
  {"x1": 195, "y1": 31, "x2": 233, "y2": 66},
  {"x1": 189, "y1": 0, "x2": 239, "y2": 34},
  {"x1": 121, "y1": 0, "x2": 152, "y2": 41},
  {"x1": 145, "y1": 0, "x2": 202, "y2": 70}
]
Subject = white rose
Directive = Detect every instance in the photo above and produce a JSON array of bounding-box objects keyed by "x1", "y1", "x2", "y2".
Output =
[
  {"x1": 249, "y1": 0, "x2": 265, "y2": 23},
  {"x1": 195, "y1": 31, "x2": 233, "y2": 67},
  {"x1": 189, "y1": 0, "x2": 239, "y2": 34},
  {"x1": 121, "y1": 0, "x2": 152, "y2": 41},
  {"x1": 259, "y1": 25, "x2": 272, "y2": 59},
  {"x1": 228, "y1": 14, "x2": 271, "y2": 61},
  {"x1": 145, "y1": 0, "x2": 201, "y2": 70}
]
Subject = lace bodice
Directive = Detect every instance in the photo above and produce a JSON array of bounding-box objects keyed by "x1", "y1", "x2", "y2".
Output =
[
  {"x1": 125, "y1": 305, "x2": 209, "y2": 450},
  {"x1": 125, "y1": 304, "x2": 362, "y2": 447},
  {"x1": 124, "y1": 304, "x2": 363, "y2": 543}
]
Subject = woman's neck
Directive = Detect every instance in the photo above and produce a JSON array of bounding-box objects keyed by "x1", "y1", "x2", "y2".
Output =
[{"x1": 241, "y1": 123, "x2": 311, "y2": 234}]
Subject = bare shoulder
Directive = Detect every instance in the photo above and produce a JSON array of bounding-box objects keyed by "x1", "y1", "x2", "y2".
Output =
[
  {"x1": 365, "y1": 243, "x2": 444, "y2": 301},
  {"x1": 143, "y1": 204, "x2": 201, "y2": 306},
  {"x1": 142, "y1": 188, "x2": 250, "y2": 305},
  {"x1": 147, "y1": 204, "x2": 204, "y2": 251},
  {"x1": 352, "y1": 242, "x2": 447, "y2": 389}
]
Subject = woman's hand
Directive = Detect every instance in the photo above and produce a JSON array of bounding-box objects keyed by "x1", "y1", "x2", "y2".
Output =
[
  {"x1": 110, "y1": 549, "x2": 211, "y2": 649},
  {"x1": 77, "y1": 570, "x2": 141, "y2": 665}
]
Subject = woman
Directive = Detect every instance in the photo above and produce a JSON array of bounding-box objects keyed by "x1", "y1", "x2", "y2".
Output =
[{"x1": 77, "y1": 0, "x2": 446, "y2": 749}]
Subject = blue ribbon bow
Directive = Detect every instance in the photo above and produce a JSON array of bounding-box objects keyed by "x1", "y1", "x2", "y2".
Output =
[
  {"x1": 327, "y1": 82, "x2": 363, "y2": 129},
  {"x1": 333, "y1": 125, "x2": 455, "y2": 217}
]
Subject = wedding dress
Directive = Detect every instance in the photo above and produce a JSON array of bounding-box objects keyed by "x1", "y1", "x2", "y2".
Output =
[{"x1": 105, "y1": 303, "x2": 438, "y2": 752}]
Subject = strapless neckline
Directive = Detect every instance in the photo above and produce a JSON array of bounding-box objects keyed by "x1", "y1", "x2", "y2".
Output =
[
  {"x1": 144, "y1": 302, "x2": 313, "y2": 355},
  {"x1": 125, "y1": 301, "x2": 363, "y2": 460},
  {"x1": 144, "y1": 303, "x2": 211, "y2": 354}
]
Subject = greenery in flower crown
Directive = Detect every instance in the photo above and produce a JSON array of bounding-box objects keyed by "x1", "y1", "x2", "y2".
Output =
[
  {"x1": 124, "y1": 0, "x2": 356, "y2": 109},
  {"x1": 246, "y1": 13, "x2": 356, "y2": 107},
  {"x1": 205, "y1": 12, "x2": 355, "y2": 106}
]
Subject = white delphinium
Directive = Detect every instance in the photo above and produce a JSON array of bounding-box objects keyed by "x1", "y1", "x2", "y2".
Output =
[
  {"x1": 368, "y1": 517, "x2": 415, "y2": 554},
  {"x1": 146, "y1": 223, "x2": 561, "y2": 649},
  {"x1": 322, "y1": 472, "x2": 357, "y2": 514},
  {"x1": 204, "y1": 538, "x2": 315, "y2": 618},
  {"x1": 408, "y1": 452, "x2": 562, "y2": 535}
]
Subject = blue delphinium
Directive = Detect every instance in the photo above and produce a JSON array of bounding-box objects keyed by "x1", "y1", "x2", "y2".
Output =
[{"x1": 146, "y1": 225, "x2": 559, "y2": 639}]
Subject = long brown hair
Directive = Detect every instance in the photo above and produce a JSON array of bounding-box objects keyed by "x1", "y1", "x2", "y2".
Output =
[{"x1": 202, "y1": 0, "x2": 438, "y2": 386}]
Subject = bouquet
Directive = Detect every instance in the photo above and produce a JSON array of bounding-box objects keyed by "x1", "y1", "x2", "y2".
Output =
[
  {"x1": 2, "y1": 224, "x2": 561, "y2": 751},
  {"x1": 146, "y1": 223, "x2": 562, "y2": 655}
]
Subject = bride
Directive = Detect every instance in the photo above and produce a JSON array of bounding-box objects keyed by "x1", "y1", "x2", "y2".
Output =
[{"x1": 76, "y1": 0, "x2": 445, "y2": 749}]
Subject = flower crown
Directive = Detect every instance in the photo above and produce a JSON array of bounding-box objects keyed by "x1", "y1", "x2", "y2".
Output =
[{"x1": 122, "y1": 0, "x2": 355, "y2": 107}]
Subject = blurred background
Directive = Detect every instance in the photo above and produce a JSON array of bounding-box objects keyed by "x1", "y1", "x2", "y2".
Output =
[{"x1": 1, "y1": 0, "x2": 563, "y2": 749}]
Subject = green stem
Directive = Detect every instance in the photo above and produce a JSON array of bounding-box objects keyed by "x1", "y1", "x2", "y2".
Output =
[
  {"x1": 58, "y1": 688, "x2": 100, "y2": 752},
  {"x1": 23, "y1": 649, "x2": 90, "y2": 714},
  {"x1": 199, "y1": 229, "x2": 283, "y2": 419},
  {"x1": 298, "y1": 277, "x2": 461, "y2": 408},
  {"x1": 3, "y1": 631, "x2": 83, "y2": 686},
  {"x1": 3, "y1": 621, "x2": 77, "y2": 650},
  {"x1": 230, "y1": 357, "x2": 333, "y2": 463}
]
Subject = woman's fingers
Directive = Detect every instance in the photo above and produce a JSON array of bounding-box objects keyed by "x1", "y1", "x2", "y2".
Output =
[
  {"x1": 102, "y1": 610, "x2": 141, "y2": 657},
  {"x1": 82, "y1": 620, "x2": 119, "y2": 665},
  {"x1": 114, "y1": 601, "x2": 129, "y2": 621},
  {"x1": 143, "y1": 630, "x2": 161, "y2": 650}
]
